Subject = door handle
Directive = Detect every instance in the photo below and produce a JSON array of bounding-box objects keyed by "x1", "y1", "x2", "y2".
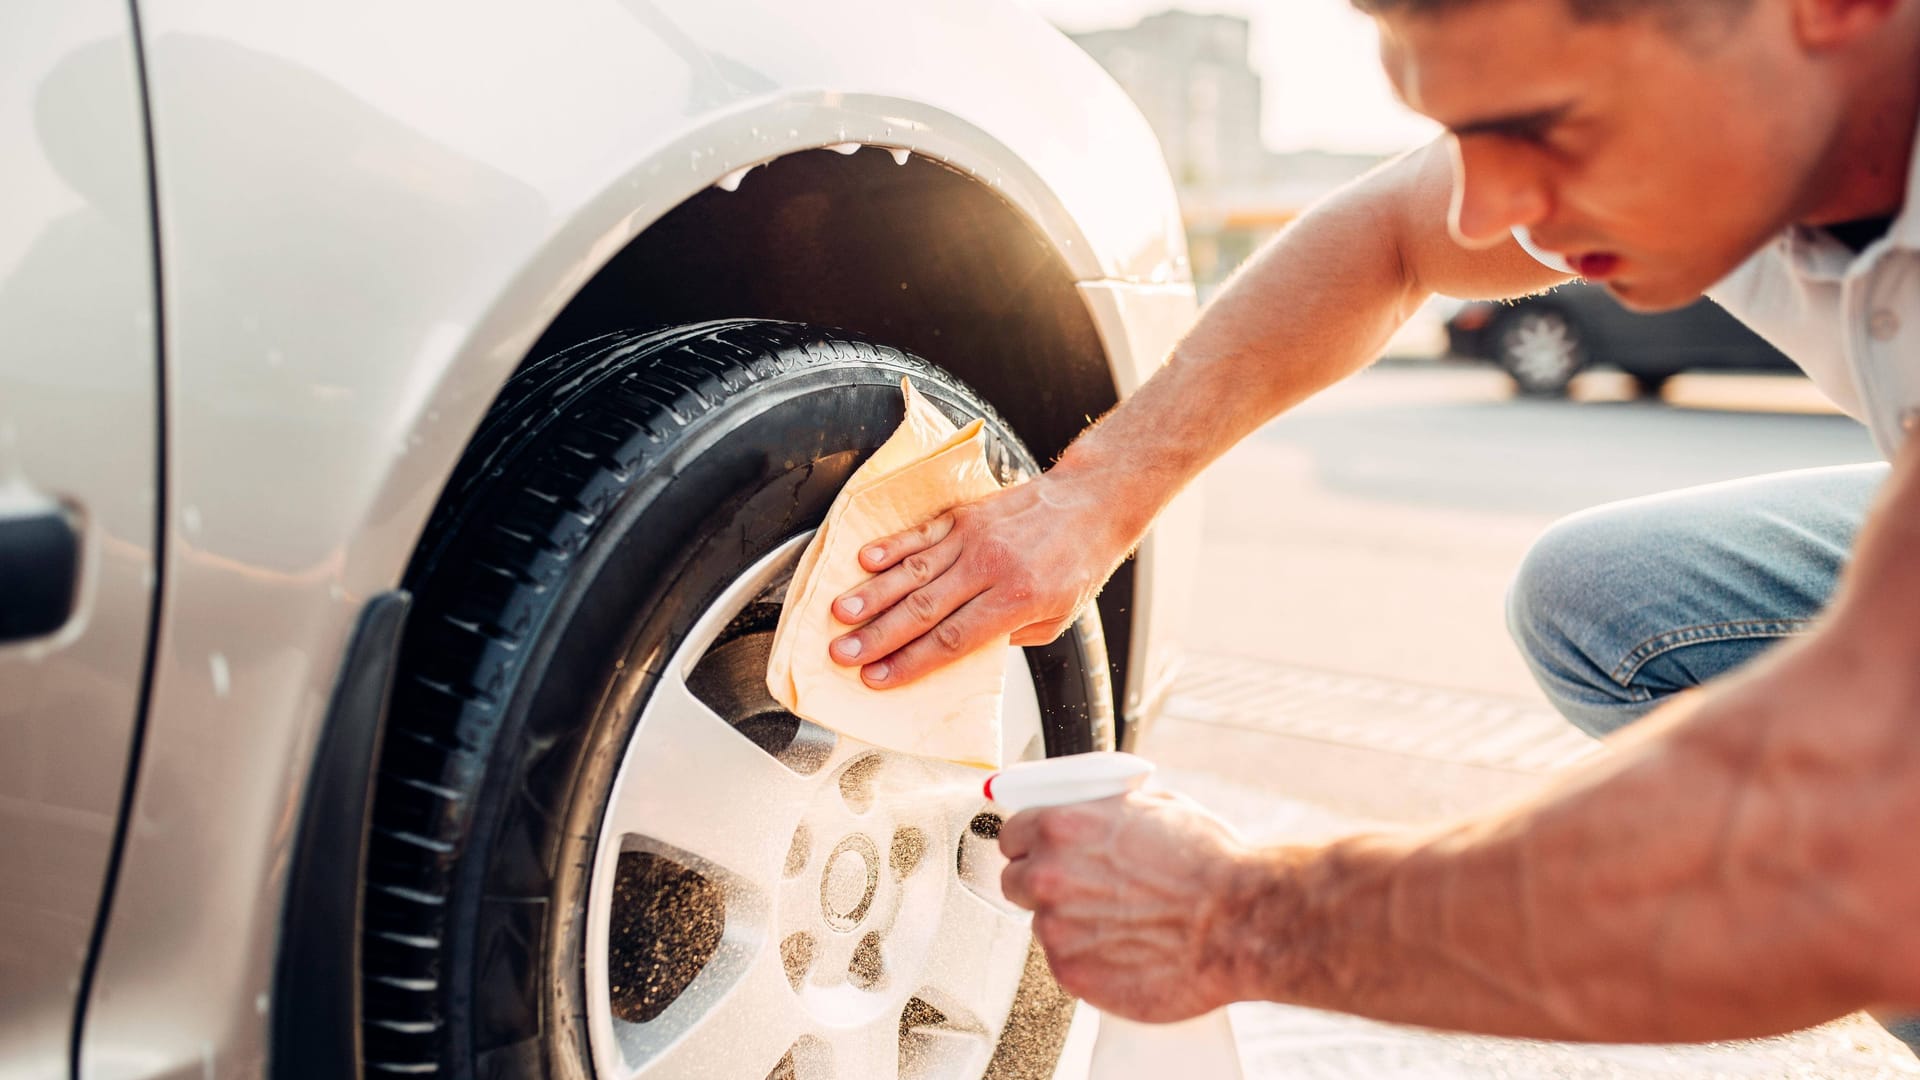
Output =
[{"x1": 0, "y1": 494, "x2": 79, "y2": 644}]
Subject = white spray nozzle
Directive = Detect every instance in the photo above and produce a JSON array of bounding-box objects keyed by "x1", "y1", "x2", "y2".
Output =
[{"x1": 982, "y1": 751, "x2": 1155, "y2": 811}]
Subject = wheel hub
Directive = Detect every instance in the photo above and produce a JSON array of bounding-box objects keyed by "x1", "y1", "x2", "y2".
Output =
[
  {"x1": 778, "y1": 751, "x2": 953, "y2": 1020},
  {"x1": 1505, "y1": 312, "x2": 1580, "y2": 388},
  {"x1": 582, "y1": 533, "x2": 1053, "y2": 1079},
  {"x1": 821, "y1": 835, "x2": 879, "y2": 929}
]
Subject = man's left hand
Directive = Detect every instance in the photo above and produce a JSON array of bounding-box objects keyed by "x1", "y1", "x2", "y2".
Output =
[{"x1": 998, "y1": 790, "x2": 1254, "y2": 1022}]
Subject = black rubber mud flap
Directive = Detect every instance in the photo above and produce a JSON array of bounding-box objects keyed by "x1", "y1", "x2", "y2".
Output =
[{"x1": 273, "y1": 591, "x2": 412, "y2": 1080}]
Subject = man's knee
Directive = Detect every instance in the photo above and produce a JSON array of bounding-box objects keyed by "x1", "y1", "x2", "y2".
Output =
[
  {"x1": 1506, "y1": 507, "x2": 1655, "y2": 737},
  {"x1": 1506, "y1": 509, "x2": 1615, "y2": 669},
  {"x1": 1508, "y1": 469, "x2": 1866, "y2": 738}
]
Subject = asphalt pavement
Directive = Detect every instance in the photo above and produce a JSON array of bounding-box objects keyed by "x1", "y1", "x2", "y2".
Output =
[{"x1": 1136, "y1": 360, "x2": 1915, "y2": 1076}]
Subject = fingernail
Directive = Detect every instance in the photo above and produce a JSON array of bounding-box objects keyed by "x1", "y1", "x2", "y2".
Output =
[
  {"x1": 867, "y1": 661, "x2": 891, "y2": 682},
  {"x1": 840, "y1": 596, "x2": 865, "y2": 618},
  {"x1": 834, "y1": 637, "x2": 862, "y2": 660},
  {"x1": 863, "y1": 546, "x2": 885, "y2": 565}
]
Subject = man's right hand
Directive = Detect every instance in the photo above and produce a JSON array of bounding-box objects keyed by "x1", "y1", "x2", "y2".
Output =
[{"x1": 825, "y1": 467, "x2": 1135, "y2": 689}]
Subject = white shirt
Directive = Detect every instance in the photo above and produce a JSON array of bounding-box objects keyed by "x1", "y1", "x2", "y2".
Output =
[{"x1": 1522, "y1": 124, "x2": 1920, "y2": 459}]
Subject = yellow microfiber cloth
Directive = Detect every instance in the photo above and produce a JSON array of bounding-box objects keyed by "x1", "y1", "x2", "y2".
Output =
[{"x1": 765, "y1": 378, "x2": 1009, "y2": 769}]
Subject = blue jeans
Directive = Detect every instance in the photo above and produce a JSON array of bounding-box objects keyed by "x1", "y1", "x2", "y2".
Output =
[
  {"x1": 1505, "y1": 461, "x2": 1917, "y2": 1047},
  {"x1": 1506, "y1": 463, "x2": 1887, "y2": 739}
]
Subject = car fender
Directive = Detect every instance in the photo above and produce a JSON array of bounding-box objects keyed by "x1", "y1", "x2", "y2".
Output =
[{"x1": 81, "y1": 2, "x2": 1196, "y2": 1074}]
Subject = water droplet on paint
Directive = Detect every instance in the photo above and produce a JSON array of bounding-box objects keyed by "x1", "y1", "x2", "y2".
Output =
[{"x1": 210, "y1": 653, "x2": 231, "y2": 698}]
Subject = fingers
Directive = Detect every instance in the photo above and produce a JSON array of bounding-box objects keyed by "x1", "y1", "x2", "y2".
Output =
[
  {"x1": 1001, "y1": 859, "x2": 1037, "y2": 910},
  {"x1": 827, "y1": 485, "x2": 1091, "y2": 685},
  {"x1": 997, "y1": 808, "x2": 1041, "y2": 861},
  {"x1": 833, "y1": 536, "x2": 963, "y2": 625},
  {"x1": 1009, "y1": 617, "x2": 1072, "y2": 647},
  {"x1": 996, "y1": 805, "x2": 1088, "y2": 910},
  {"x1": 829, "y1": 556, "x2": 983, "y2": 670},
  {"x1": 995, "y1": 808, "x2": 1049, "y2": 909},
  {"x1": 851, "y1": 595, "x2": 1000, "y2": 687},
  {"x1": 856, "y1": 512, "x2": 956, "y2": 574}
]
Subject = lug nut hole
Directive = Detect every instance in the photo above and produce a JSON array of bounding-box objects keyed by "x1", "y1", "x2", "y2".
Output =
[
  {"x1": 848, "y1": 931, "x2": 885, "y2": 990},
  {"x1": 780, "y1": 932, "x2": 814, "y2": 991},
  {"x1": 838, "y1": 755, "x2": 883, "y2": 814},
  {"x1": 784, "y1": 825, "x2": 811, "y2": 878},
  {"x1": 889, "y1": 826, "x2": 926, "y2": 878}
]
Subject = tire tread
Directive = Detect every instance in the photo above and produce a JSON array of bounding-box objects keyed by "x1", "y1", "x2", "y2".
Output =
[{"x1": 361, "y1": 320, "x2": 1009, "y2": 1072}]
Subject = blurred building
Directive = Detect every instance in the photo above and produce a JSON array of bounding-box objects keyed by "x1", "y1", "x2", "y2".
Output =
[
  {"x1": 1066, "y1": 11, "x2": 1387, "y2": 291},
  {"x1": 1069, "y1": 12, "x2": 1267, "y2": 190}
]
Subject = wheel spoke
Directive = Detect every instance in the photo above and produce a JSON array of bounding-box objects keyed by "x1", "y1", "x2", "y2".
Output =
[
  {"x1": 821, "y1": 1013, "x2": 904, "y2": 1080},
  {"x1": 604, "y1": 672, "x2": 812, "y2": 881},
  {"x1": 621, "y1": 945, "x2": 804, "y2": 1080},
  {"x1": 898, "y1": 1026, "x2": 992, "y2": 1080},
  {"x1": 779, "y1": 873, "x2": 821, "y2": 925},
  {"x1": 917, "y1": 881, "x2": 1032, "y2": 1033}
]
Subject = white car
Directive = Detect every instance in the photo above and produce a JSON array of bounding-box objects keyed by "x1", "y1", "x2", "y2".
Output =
[{"x1": 0, "y1": 2, "x2": 1200, "y2": 1077}]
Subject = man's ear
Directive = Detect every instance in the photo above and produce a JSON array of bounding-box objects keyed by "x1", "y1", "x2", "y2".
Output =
[{"x1": 1791, "y1": 0, "x2": 1901, "y2": 48}]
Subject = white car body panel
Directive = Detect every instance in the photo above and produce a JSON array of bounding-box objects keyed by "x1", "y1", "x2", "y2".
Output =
[
  {"x1": 0, "y1": 5, "x2": 159, "y2": 1078},
  {"x1": 68, "y1": 2, "x2": 1198, "y2": 1075}
]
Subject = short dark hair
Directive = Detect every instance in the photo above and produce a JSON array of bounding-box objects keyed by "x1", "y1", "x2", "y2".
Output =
[{"x1": 1350, "y1": 0, "x2": 1750, "y2": 23}]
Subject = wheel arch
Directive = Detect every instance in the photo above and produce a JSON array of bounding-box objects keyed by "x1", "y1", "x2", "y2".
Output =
[
  {"x1": 314, "y1": 93, "x2": 1185, "y2": 748},
  {"x1": 526, "y1": 141, "x2": 1121, "y2": 479},
  {"x1": 517, "y1": 140, "x2": 1149, "y2": 717},
  {"x1": 100, "y1": 21, "x2": 1197, "y2": 1074}
]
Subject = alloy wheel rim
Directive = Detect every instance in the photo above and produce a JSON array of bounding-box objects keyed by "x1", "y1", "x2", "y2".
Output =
[
  {"x1": 1504, "y1": 311, "x2": 1581, "y2": 388},
  {"x1": 583, "y1": 533, "x2": 1046, "y2": 1080}
]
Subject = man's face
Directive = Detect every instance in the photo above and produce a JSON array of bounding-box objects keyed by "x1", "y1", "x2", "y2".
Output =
[{"x1": 1378, "y1": 0, "x2": 1830, "y2": 310}]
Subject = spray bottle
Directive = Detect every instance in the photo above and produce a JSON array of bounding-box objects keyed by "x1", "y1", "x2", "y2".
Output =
[{"x1": 984, "y1": 752, "x2": 1246, "y2": 1080}]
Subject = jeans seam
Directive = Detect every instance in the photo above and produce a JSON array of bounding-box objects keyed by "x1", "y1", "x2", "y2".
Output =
[{"x1": 1609, "y1": 617, "x2": 1817, "y2": 688}]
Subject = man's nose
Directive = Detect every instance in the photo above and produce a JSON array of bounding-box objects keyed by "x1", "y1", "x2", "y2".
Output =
[{"x1": 1448, "y1": 136, "x2": 1551, "y2": 248}]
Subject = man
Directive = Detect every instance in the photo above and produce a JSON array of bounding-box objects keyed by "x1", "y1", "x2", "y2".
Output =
[{"x1": 828, "y1": 0, "x2": 1920, "y2": 1042}]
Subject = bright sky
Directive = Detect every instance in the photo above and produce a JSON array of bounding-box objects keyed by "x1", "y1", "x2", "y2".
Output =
[{"x1": 1027, "y1": 0, "x2": 1439, "y2": 155}]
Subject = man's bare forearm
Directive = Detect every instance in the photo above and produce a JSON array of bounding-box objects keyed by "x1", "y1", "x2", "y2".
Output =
[
  {"x1": 816, "y1": 141, "x2": 1569, "y2": 681},
  {"x1": 1217, "y1": 435, "x2": 1920, "y2": 1043},
  {"x1": 1224, "y1": 678, "x2": 1888, "y2": 1040},
  {"x1": 1051, "y1": 140, "x2": 1563, "y2": 543},
  {"x1": 1046, "y1": 156, "x2": 1431, "y2": 538}
]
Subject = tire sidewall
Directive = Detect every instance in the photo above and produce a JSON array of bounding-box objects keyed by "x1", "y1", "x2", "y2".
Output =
[{"x1": 430, "y1": 352, "x2": 1103, "y2": 1078}]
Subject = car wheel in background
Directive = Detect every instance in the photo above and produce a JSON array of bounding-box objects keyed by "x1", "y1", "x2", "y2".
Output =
[
  {"x1": 1495, "y1": 306, "x2": 1588, "y2": 397},
  {"x1": 358, "y1": 320, "x2": 1111, "y2": 1079}
]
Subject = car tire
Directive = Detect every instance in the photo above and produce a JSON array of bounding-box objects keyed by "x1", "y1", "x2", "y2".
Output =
[
  {"x1": 1495, "y1": 306, "x2": 1588, "y2": 397},
  {"x1": 359, "y1": 319, "x2": 1111, "y2": 1080},
  {"x1": 1630, "y1": 371, "x2": 1671, "y2": 398}
]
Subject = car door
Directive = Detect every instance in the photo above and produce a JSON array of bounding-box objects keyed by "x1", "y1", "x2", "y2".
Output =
[{"x1": 0, "y1": 2, "x2": 161, "y2": 1076}]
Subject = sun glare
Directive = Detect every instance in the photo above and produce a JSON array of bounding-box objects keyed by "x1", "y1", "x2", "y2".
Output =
[{"x1": 1026, "y1": 0, "x2": 1438, "y2": 155}]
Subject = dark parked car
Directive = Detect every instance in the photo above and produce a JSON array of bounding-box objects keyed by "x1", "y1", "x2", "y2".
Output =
[{"x1": 1447, "y1": 282, "x2": 1798, "y2": 396}]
